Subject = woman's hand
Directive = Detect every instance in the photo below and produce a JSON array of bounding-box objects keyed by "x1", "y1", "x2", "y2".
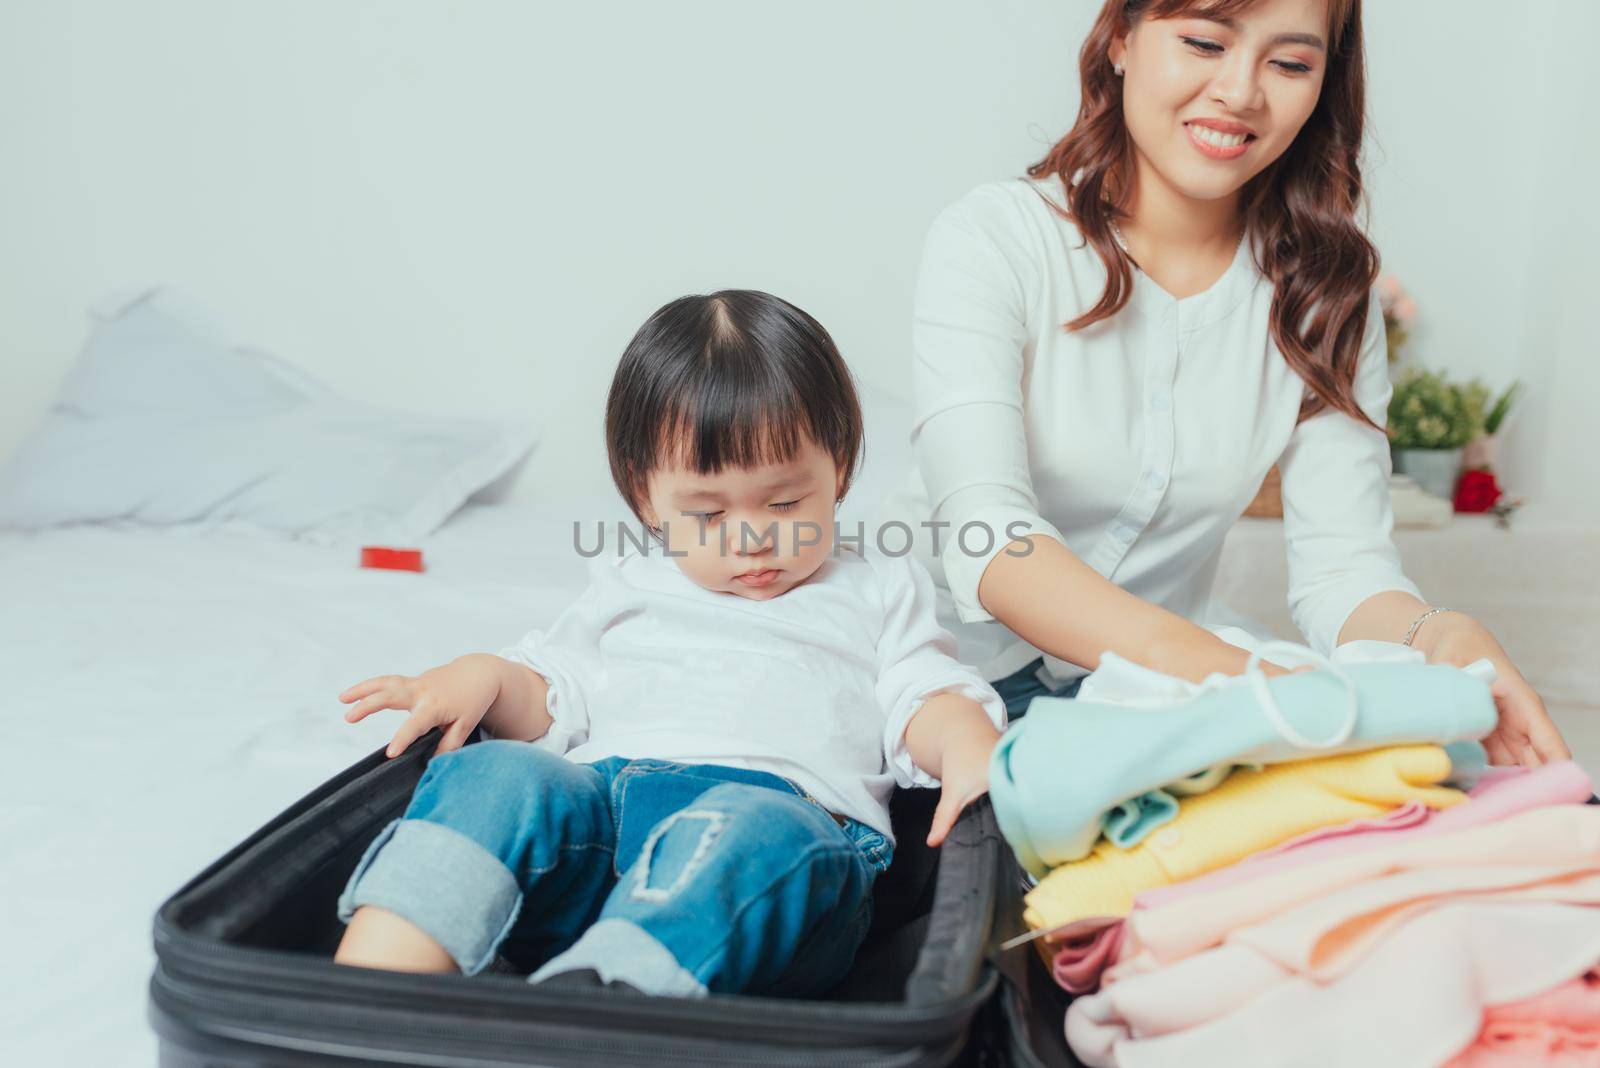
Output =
[
  {"x1": 1421, "y1": 613, "x2": 1571, "y2": 767},
  {"x1": 340, "y1": 655, "x2": 504, "y2": 758}
]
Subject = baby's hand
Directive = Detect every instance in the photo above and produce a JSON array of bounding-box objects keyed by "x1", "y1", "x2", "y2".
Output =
[
  {"x1": 340, "y1": 656, "x2": 502, "y2": 758},
  {"x1": 926, "y1": 731, "x2": 998, "y2": 849}
]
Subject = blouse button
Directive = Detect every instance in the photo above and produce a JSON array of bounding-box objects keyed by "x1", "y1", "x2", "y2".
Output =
[
  {"x1": 1154, "y1": 828, "x2": 1183, "y2": 849},
  {"x1": 1145, "y1": 472, "x2": 1166, "y2": 491},
  {"x1": 1114, "y1": 525, "x2": 1136, "y2": 545},
  {"x1": 1150, "y1": 394, "x2": 1172, "y2": 412}
]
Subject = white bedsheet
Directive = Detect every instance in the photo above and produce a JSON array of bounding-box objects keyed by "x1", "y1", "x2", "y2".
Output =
[{"x1": 0, "y1": 503, "x2": 615, "y2": 1066}]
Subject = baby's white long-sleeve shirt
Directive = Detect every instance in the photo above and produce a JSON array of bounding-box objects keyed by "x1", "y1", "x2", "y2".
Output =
[{"x1": 495, "y1": 542, "x2": 1007, "y2": 841}]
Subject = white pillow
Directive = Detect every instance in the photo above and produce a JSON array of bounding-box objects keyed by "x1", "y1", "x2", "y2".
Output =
[{"x1": 0, "y1": 288, "x2": 539, "y2": 545}]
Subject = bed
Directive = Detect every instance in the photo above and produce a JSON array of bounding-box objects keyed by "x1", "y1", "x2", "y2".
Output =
[{"x1": 0, "y1": 503, "x2": 608, "y2": 1066}]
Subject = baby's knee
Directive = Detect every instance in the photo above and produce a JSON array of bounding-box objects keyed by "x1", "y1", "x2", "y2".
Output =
[
  {"x1": 402, "y1": 741, "x2": 611, "y2": 874},
  {"x1": 418, "y1": 740, "x2": 587, "y2": 808},
  {"x1": 427, "y1": 738, "x2": 560, "y2": 782},
  {"x1": 657, "y1": 783, "x2": 839, "y2": 862}
]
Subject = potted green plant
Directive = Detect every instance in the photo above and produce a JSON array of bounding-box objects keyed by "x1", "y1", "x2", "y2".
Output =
[
  {"x1": 1462, "y1": 380, "x2": 1519, "y2": 471},
  {"x1": 1386, "y1": 368, "x2": 1489, "y2": 499}
]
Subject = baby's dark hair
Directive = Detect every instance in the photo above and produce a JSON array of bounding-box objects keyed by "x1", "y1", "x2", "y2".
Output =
[{"x1": 605, "y1": 290, "x2": 864, "y2": 528}]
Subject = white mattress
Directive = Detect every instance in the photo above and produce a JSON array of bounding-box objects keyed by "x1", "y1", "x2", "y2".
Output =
[{"x1": 0, "y1": 503, "x2": 609, "y2": 1066}]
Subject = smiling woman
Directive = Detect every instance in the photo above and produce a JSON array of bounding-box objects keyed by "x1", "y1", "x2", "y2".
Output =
[
  {"x1": 1041, "y1": 0, "x2": 1366, "y2": 419},
  {"x1": 888, "y1": 0, "x2": 1572, "y2": 768}
]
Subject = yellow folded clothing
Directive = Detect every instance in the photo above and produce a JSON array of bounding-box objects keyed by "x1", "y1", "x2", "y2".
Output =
[{"x1": 1023, "y1": 744, "x2": 1465, "y2": 932}]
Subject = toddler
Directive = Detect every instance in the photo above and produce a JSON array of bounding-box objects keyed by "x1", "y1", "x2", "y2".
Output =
[{"x1": 332, "y1": 289, "x2": 1007, "y2": 997}]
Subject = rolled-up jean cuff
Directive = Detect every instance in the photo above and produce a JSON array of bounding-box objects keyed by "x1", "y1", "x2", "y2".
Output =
[
  {"x1": 528, "y1": 918, "x2": 708, "y2": 997},
  {"x1": 336, "y1": 817, "x2": 523, "y2": 976}
]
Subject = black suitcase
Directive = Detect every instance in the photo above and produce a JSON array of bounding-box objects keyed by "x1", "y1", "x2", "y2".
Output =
[
  {"x1": 985, "y1": 864, "x2": 1087, "y2": 1068},
  {"x1": 148, "y1": 729, "x2": 1016, "y2": 1067}
]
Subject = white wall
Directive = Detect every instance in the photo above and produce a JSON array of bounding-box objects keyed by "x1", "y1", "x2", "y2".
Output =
[
  {"x1": 1361, "y1": 0, "x2": 1600, "y2": 523},
  {"x1": 1498, "y1": 1, "x2": 1600, "y2": 524},
  {"x1": 1, "y1": 0, "x2": 1594, "y2": 521}
]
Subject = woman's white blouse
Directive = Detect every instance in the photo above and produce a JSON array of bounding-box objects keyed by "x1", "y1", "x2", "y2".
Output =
[{"x1": 882, "y1": 176, "x2": 1420, "y2": 687}]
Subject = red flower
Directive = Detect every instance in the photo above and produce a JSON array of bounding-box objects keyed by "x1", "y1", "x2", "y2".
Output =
[{"x1": 1454, "y1": 467, "x2": 1503, "y2": 513}]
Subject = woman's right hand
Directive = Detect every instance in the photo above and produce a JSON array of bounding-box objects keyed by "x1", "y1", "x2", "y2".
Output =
[{"x1": 340, "y1": 655, "x2": 503, "y2": 758}]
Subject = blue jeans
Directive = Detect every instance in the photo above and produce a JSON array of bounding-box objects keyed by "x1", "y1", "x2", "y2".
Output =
[
  {"x1": 989, "y1": 656, "x2": 1084, "y2": 720},
  {"x1": 336, "y1": 740, "x2": 893, "y2": 998}
]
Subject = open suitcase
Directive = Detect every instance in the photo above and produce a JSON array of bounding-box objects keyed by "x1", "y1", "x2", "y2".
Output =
[
  {"x1": 149, "y1": 728, "x2": 1045, "y2": 1067},
  {"x1": 986, "y1": 877, "x2": 1089, "y2": 1068}
]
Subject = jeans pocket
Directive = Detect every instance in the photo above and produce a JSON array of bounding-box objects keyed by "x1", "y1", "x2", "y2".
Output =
[
  {"x1": 774, "y1": 773, "x2": 817, "y2": 802},
  {"x1": 608, "y1": 759, "x2": 685, "y2": 812},
  {"x1": 777, "y1": 776, "x2": 852, "y2": 825},
  {"x1": 619, "y1": 757, "x2": 688, "y2": 774},
  {"x1": 841, "y1": 820, "x2": 894, "y2": 875}
]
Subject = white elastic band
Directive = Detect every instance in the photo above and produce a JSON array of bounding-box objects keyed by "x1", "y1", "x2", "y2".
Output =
[{"x1": 1243, "y1": 641, "x2": 1359, "y2": 750}]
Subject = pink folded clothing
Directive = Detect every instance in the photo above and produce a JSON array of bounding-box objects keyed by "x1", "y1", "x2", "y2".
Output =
[
  {"x1": 1050, "y1": 764, "x2": 1593, "y2": 996},
  {"x1": 1252, "y1": 798, "x2": 1432, "y2": 858},
  {"x1": 1124, "y1": 804, "x2": 1600, "y2": 970},
  {"x1": 1052, "y1": 922, "x2": 1126, "y2": 994},
  {"x1": 1093, "y1": 880, "x2": 1600, "y2": 1046},
  {"x1": 1133, "y1": 761, "x2": 1592, "y2": 913},
  {"x1": 1445, "y1": 970, "x2": 1600, "y2": 1067},
  {"x1": 1068, "y1": 902, "x2": 1600, "y2": 1068},
  {"x1": 1237, "y1": 866, "x2": 1600, "y2": 979}
]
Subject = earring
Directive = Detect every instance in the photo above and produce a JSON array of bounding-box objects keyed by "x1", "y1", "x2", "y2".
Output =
[{"x1": 1113, "y1": 62, "x2": 1124, "y2": 77}]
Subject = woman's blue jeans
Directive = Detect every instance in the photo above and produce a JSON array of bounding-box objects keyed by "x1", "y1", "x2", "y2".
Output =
[
  {"x1": 989, "y1": 656, "x2": 1084, "y2": 720},
  {"x1": 336, "y1": 740, "x2": 893, "y2": 998}
]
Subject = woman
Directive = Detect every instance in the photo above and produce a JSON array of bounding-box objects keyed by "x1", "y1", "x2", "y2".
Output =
[{"x1": 891, "y1": 0, "x2": 1569, "y2": 766}]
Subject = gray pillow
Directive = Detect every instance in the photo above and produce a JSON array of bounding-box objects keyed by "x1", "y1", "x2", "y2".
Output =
[{"x1": 0, "y1": 288, "x2": 539, "y2": 545}]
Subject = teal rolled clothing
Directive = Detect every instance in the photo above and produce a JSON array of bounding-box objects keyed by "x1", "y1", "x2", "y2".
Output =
[
  {"x1": 1099, "y1": 790, "x2": 1179, "y2": 849},
  {"x1": 988, "y1": 661, "x2": 1498, "y2": 878},
  {"x1": 1443, "y1": 738, "x2": 1491, "y2": 787},
  {"x1": 1098, "y1": 744, "x2": 1486, "y2": 851},
  {"x1": 1099, "y1": 763, "x2": 1255, "y2": 849}
]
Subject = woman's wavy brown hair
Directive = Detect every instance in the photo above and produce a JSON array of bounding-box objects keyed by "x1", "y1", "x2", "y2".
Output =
[{"x1": 1028, "y1": 0, "x2": 1376, "y2": 425}]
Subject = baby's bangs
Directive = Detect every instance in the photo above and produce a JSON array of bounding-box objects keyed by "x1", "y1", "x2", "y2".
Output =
[{"x1": 656, "y1": 390, "x2": 818, "y2": 478}]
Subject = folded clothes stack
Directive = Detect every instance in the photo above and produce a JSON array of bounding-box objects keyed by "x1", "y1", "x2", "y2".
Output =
[{"x1": 989, "y1": 638, "x2": 1600, "y2": 1068}]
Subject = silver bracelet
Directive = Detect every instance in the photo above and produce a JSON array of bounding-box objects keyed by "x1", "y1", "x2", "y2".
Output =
[{"x1": 1402, "y1": 607, "x2": 1454, "y2": 648}]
